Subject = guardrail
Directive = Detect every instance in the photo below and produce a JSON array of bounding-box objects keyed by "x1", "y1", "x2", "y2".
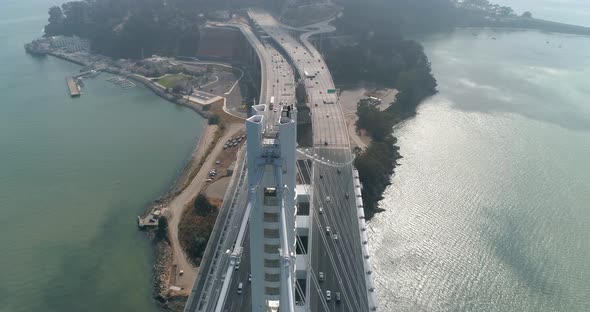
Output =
[{"x1": 353, "y1": 169, "x2": 378, "y2": 311}]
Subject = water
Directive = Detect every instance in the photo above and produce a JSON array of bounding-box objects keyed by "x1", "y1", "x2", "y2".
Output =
[
  {"x1": 0, "y1": 1, "x2": 205, "y2": 311},
  {"x1": 492, "y1": 0, "x2": 590, "y2": 28},
  {"x1": 369, "y1": 26, "x2": 590, "y2": 312}
]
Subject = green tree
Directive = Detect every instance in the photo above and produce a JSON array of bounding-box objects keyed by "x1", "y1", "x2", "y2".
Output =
[
  {"x1": 499, "y1": 6, "x2": 515, "y2": 17},
  {"x1": 45, "y1": 6, "x2": 65, "y2": 36},
  {"x1": 172, "y1": 82, "x2": 186, "y2": 94},
  {"x1": 522, "y1": 11, "x2": 533, "y2": 18},
  {"x1": 208, "y1": 114, "x2": 220, "y2": 125},
  {"x1": 194, "y1": 194, "x2": 214, "y2": 216},
  {"x1": 157, "y1": 216, "x2": 169, "y2": 240},
  {"x1": 188, "y1": 235, "x2": 208, "y2": 259}
]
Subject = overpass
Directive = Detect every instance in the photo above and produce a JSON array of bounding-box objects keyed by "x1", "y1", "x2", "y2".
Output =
[{"x1": 185, "y1": 10, "x2": 376, "y2": 312}]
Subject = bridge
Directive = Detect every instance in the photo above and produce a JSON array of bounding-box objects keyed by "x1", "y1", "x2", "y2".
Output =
[{"x1": 184, "y1": 9, "x2": 377, "y2": 312}]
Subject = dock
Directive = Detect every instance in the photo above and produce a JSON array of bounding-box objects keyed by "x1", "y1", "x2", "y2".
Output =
[{"x1": 66, "y1": 76, "x2": 80, "y2": 97}]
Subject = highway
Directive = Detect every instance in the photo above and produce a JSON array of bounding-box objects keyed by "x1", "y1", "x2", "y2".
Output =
[
  {"x1": 217, "y1": 21, "x2": 297, "y2": 311},
  {"x1": 184, "y1": 147, "x2": 249, "y2": 312},
  {"x1": 249, "y1": 9, "x2": 348, "y2": 148},
  {"x1": 248, "y1": 9, "x2": 371, "y2": 312},
  {"x1": 185, "y1": 19, "x2": 296, "y2": 312},
  {"x1": 186, "y1": 9, "x2": 372, "y2": 312}
]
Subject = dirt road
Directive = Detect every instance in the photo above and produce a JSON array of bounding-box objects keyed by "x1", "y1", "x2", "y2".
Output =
[{"x1": 165, "y1": 123, "x2": 243, "y2": 294}]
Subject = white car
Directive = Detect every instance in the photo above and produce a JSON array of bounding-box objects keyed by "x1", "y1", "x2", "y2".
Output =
[
  {"x1": 326, "y1": 290, "x2": 331, "y2": 301},
  {"x1": 333, "y1": 233, "x2": 339, "y2": 241},
  {"x1": 319, "y1": 207, "x2": 324, "y2": 214},
  {"x1": 319, "y1": 272, "x2": 324, "y2": 282},
  {"x1": 326, "y1": 226, "x2": 331, "y2": 234}
]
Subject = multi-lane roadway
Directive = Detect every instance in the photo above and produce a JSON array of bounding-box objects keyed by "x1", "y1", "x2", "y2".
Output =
[
  {"x1": 248, "y1": 9, "x2": 371, "y2": 312},
  {"x1": 187, "y1": 9, "x2": 371, "y2": 312},
  {"x1": 185, "y1": 18, "x2": 297, "y2": 312}
]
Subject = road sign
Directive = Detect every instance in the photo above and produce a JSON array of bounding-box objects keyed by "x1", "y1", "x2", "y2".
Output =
[{"x1": 327, "y1": 89, "x2": 337, "y2": 94}]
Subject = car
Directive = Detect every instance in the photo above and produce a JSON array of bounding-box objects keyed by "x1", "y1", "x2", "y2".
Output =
[
  {"x1": 345, "y1": 192, "x2": 349, "y2": 199},
  {"x1": 326, "y1": 290, "x2": 331, "y2": 301},
  {"x1": 216, "y1": 160, "x2": 220, "y2": 165},
  {"x1": 326, "y1": 196, "x2": 331, "y2": 202},
  {"x1": 324, "y1": 141, "x2": 328, "y2": 146},
  {"x1": 333, "y1": 233, "x2": 339, "y2": 241},
  {"x1": 326, "y1": 226, "x2": 331, "y2": 234},
  {"x1": 249, "y1": 274, "x2": 252, "y2": 283},
  {"x1": 337, "y1": 168, "x2": 342, "y2": 174},
  {"x1": 235, "y1": 261, "x2": 240, "y2": 270},
  {"x1": 320, "y1": 174, "x2": 323, "y2": 179},
  {"x1": 319, "y1": 272, "x2": 324, "y2": 282},
  {"x1": 237, "y1": 282, "x2": 243, "y2": 294},
  {"x1": 336, "y1": 292, "x2": 341, "y2": 303},
  {"x1": 179, "y1": 270, "x2": 184, "y2": 276},
  {"x1": 326, "y1": 113, "x2": 330, "y2": 118},
  {"x1": 319, "y1": 207, "x2": 324, "y2": 214}
]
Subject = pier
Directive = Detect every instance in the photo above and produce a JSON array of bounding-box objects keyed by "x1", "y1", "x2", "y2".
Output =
[{"x1": 66, "y1": 76, "x2": 80, "y2": 97}]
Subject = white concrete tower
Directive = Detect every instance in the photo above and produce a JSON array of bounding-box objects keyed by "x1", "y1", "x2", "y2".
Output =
[{"x1": 246, "y1": 104, "x2": 297, "y2": 312}]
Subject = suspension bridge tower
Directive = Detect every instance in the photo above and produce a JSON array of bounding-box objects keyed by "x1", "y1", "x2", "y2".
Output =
[{"x1": 246, "y1": 104, "x2": 298, "y2": 312}]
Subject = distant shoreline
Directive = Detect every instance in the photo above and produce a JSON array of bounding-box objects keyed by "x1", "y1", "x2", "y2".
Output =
[{"x1": 459, "y1": 17, "x2": 590, "y2": 37}]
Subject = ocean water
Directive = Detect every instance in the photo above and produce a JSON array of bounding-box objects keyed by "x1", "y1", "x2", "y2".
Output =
[
  {"x1": 492, "y1": 0, "x2": 590, "y2": 28},
  {"x1": 0, "y1": 1, "x2": 205, "y2": 312},
  {"x1": 369, "y1": 22, "x2": 590, "y2": 312}
]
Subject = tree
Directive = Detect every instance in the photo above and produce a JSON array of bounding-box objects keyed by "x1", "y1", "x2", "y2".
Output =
[
  {"x1": 194, "y1": 194, "x2": 214, "y2": 216},
  {"x1": 208, "y1": 114, "x2": 220, "y2": 125},
  {"x1": 157, "y1": 216, "x2": 168, "y2": 240},
  {"x1": 188, "y1": 235, "x2": 208, "y2": 259},
  {"x1": 172, "y1": 82, "x2": 186, "y2": 94},
  {"x1": 522, "y1": 11, "x2": 533, "y2": 18},
  {"x1": 44, "y1": 6, "x2": 65, "y2": 36},
  {"x1": 498, "y1": 6, "x2": 515, "y2": 17}
]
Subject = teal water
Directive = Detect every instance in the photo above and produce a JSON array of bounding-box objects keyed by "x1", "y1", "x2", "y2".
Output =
[
  {"x1": 369, "y1": 27, "x2": 590, "y2": 312},
  {"x1": 0, "y1": 1, "x2": 205, "y2": 311}
]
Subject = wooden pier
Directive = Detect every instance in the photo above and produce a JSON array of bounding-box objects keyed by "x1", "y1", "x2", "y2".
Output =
[{"x1": 66, "y1": 76, "x2": 80, "y2": 97}]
